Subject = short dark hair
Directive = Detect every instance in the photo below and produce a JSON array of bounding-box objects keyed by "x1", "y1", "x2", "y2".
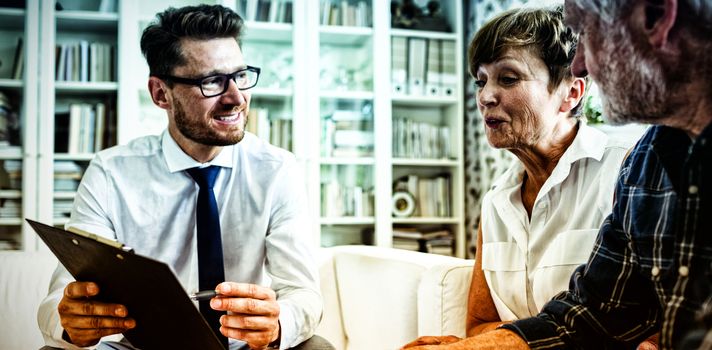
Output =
[
  {"x1": 140, "y1": 4, "x2": 244, "y2": 77},
  {"x1": 468, "y1": 6, "x2": 577, "y2": 93}
]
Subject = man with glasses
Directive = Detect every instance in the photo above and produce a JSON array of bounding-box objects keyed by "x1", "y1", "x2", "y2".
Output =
[{"x1": 38, "y1": 5, "x2": 329, "y2": 350}]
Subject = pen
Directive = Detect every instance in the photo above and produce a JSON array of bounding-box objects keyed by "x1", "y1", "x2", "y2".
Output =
[{"x1": 189, "y1": 290, "x2": 222, "y2": 301}]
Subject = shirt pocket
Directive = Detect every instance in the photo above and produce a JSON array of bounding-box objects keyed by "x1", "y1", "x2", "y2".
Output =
[
  {"x1": 482, "y1": 242, "x2": 525, "y2": 272},
  {"x1": 532, "y1": 229, "x2": 598, "y2": 301},
  {"x1": 537, "y1": 229, "x2": 599, "y2": 268}
]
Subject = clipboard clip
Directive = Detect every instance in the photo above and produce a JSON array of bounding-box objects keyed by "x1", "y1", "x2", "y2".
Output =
[{"x1": 67, "y1": 226, "x2": 135, "y2": 254}]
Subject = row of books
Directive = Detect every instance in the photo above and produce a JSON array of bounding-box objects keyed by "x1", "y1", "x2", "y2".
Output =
[
  {"x1": 0, "y1": 198, "x2": 21, "y2": 218},
  {"x1": 393, "y1": 174, "x2": 451, "y2": 218},
  {"x1": 237, "y1": 0, "x2": 294, "y2": 23},
  {"x1": 55, "y1": 102, "x2": 115, "y2": 154},
  {"x1": 55, "y1": 41, "x2": 115, "y2": 82},
  {"x1": 320, "y1": 1, "x2": 371, "y2": 27},
  {"x1": 54, "y1": 161, "x2": 83, "y2": 192},
  {"x1": 321, "y1": 182, "x2": 374, "y2": 218},
  {"x1": 0, "y1": 160, "x2": 21, "y2": 190},
  {"x1": 392, "y1": 37, "x2": 457, "y2": 97},
  {"x1": 392, "y1": 117, "x2": 451, "y2": 159},
  {"x1": 322, "y1": 109, "x2": 373, "y2": 157},
  {"x1": 392, "y1": 227, "x2": 454, "y2": 256},
  {"x1": 246, "y1": 108, "x2": 293, "y2": 151}
]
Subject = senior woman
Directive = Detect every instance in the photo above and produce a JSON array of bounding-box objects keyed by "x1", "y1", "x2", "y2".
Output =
[{"x1": 402, "y1": 5, "x2": 640, "y2": 349}]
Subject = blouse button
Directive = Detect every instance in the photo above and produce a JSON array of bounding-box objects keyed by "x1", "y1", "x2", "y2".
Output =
[
  {"x1": 651, "y1": 266, "x2": 660, "y2": 277},
  {"x1": 679, "y1": 266, "x2": 689, "y2": 277},
  {"x1": 689, "y1": 185, "x2": 699, "y2": 194}
]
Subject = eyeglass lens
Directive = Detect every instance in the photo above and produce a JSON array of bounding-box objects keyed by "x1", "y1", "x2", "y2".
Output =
[{"x1": 201, "y1": 70, "x2": 257, "y2": 96}]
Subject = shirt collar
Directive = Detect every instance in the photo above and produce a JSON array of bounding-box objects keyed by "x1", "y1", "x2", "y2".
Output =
[
  {"x1": 490, "y1": 121, "x2": 608, "y2": 191},
  {"x1": 161, "y1": 130, "x2": 234, "y2": 173}
]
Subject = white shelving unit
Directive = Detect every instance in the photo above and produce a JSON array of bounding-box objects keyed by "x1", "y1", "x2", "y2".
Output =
[{"x1": 6, "y1": 0, "x2": 465, "y2": 257}]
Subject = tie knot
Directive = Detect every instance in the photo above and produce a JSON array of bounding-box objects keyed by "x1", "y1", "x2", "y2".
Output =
[{"x1": 187, "y1": 166, "x2": 221, "y2": 189}]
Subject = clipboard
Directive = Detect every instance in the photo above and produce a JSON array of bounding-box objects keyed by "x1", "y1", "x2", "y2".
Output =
[{"x1": 26, "y1": 219, "x2": 226, "y2": 350}]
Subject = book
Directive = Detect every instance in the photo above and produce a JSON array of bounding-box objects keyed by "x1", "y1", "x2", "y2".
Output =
[
  {"x1": 392, "y1": 227, "x2": 451, "y2": 240},
  {"x1": 11, "y1": 37, "x2": 24, "y2": 80}
]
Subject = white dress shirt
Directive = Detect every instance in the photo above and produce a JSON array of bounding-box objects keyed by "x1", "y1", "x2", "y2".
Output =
[
  {"x1": 480, "y1": 123, "x2": 630, "y2": 320},
  {"x1": 38, "y1": 131, "x2": 321, "y2": 350}
]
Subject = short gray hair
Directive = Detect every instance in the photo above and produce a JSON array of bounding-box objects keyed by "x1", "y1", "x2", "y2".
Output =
[{"x1": 569, "y1": 0, "x2": 712, "y2": 28}]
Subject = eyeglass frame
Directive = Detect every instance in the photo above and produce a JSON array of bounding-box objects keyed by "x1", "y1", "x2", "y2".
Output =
[{"x1": 153, "y1": 65, "x2": 261, "y2": 98}]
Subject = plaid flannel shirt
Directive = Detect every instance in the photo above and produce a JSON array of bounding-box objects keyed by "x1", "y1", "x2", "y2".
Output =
[{"x1": 503, "y1": 124, "x2": 712, "y2": 350}]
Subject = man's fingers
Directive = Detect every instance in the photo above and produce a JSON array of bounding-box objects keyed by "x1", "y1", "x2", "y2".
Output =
[
  {"x1": 210, "y1": 297, "x2": 279, "y2": 315},
  {"x1": 219, "y1": 327, "x2": 273, "y2": 349},
  {"x1": 58, "y1": 299, "x2": 128, "y2": 317},
  {"x1": 60, "y1": 315, "x2": 136, "y2": 330},
  {"x1": 64, "y1": 281, "x2": 99, "y2": 298},
  {"x1": 216, "y1": 282, "x2": 276, "y2": 300},
  {"x1": 220, "y1": 314, "x2": 274, "y2": 331}
]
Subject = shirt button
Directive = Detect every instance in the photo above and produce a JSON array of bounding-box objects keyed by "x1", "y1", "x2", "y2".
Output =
[
  {"x1": 679, "y1": 266, "x2": 689, "y2": 277},
  {"x1": 651, "y1": 266, "x2": 660, "y2": 277},
  {"x1": 689, "y1": 185, "x2": 699, "y2": 194}
]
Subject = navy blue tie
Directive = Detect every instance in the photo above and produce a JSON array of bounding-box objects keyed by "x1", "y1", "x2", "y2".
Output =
[{"x1": 186, "y1": 166, "x2": 228, "y2": 347}]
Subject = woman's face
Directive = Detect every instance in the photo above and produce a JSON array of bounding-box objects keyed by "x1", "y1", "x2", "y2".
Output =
[{"x1": 475, "y1": 47, "x2": 569, "y2": 150}]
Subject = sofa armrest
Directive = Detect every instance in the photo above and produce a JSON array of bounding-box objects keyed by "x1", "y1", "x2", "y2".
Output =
[
  {"x1": 417, "y1": 259, "x2": 474, "y2": 337},
  {"x1": 0, "y1": 252, "x2": 58, "y2": 350}
]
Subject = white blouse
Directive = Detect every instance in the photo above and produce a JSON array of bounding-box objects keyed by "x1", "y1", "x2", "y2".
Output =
[{"x1": 480, "y1": 123, "x2": 630, "y2": 320}]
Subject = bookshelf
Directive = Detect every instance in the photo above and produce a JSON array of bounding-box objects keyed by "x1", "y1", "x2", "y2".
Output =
[
  {"x1": 0, "y1": 1, "x2": 40, "y2": 251},
  {"x1": 38, "y1": 0, "x2": 119, "y2": 235},
  {"x1": 6, "y1": 0, "x2": 465, "y2": 257}
]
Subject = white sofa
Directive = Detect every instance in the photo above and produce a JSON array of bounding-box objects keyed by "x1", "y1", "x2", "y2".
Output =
[{"x1": 0, "y1": 246, "x2": 473, "y2": 350}]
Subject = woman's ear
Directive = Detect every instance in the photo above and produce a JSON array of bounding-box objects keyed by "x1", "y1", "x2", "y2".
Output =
[
  {"x1": 559, "y1": 77, "x2": 586, "y2": 113},
  {"x1": 148, "y1": 76, "x2": 172, "y2": 110}
]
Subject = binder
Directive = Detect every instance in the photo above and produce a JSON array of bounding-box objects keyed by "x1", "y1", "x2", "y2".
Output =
[
  {"x1": 391, "y1": 36, "x2": 407, "y2": 95},
  {"x1": 407, "y1": 37, "x2": 427, "y2": 96},
  {"x1": 440, "y1": 40, "x2": 457, "y2": 97},
  {"x1": 425, "y1": 39, "x2": 442, "y2": 96}
]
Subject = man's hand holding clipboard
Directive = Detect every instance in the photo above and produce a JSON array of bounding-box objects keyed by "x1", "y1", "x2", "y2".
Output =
[{"x1": 57, "y1": 281, "x2": 136, "y2": 347}]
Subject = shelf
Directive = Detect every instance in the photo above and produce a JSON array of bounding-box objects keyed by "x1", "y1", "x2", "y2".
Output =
[
  {"x1": 0, "y1": 190, "x2": 21, "y2": 199},
  {"x1": 320, "y1": 157, "x2": 375, "y2": 165},
  {"x1": 320, "y1": 217, "x2": 375, "y2": 225},
  {"x1": 243, "y1": 21, "x2": 293, "y2": 43},
  {"x1": 0, "y1": 218, "x2": 22, "y2": 225},
  {"x1": 0, "y1": 79, "x2": 23, "y2": 89},
  {"x1": 53, "y1": 217, "x2": 70, "y2": 226},
  {"x1": 392, "y1": 94, "x2": 458, "y2": 107},
  {"x1": 252, "y1": 87, "x2": 292, "y2": 99},
  {"x1": 392, "y1": 217, "x2": 461, "y2": 225},
  {"x1": 0, "y1": 7, "x2": 24, "y2": 30},
  {"x1": 56, "y1": 10, "x2": 118, "y2": 33},
  {"x1": 392, "y1": 158, "x2": 460, "y2": 167},
  {"x1": 53, "y1": 191, "x2": 76, "y2": 200},
  {"x1": 390, "y1": 29, "x2": 457, "y2": 41},
  {"x1": 0, "y1": 146, "x2": 22, "y2": 159},
  {"x1": 55, "y1": 81, "x2": 118, "y2": 93},
  {"x1": 53, "y1": 153, "x2": 94, "y2": 161},
  {"x1": 319, "y1": 25, "x2": 372, "y2": 45},
  {"x1": 320, "y1": 90, "x2": 373, "y2": 100}
]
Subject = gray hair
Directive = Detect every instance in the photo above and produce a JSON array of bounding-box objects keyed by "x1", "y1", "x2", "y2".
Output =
[{"x1": 570, "y1": 0, "x2": 712, "y2": 26}]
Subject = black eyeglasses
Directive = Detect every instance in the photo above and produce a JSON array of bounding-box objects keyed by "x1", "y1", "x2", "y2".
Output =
[{"x1": 155, "y1": 66, "x2": 261, "y2": 97}]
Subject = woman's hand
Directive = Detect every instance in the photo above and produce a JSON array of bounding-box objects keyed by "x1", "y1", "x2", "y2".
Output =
[{"x1": 401, "y1": 335, "x2": 461, "y2": 348}]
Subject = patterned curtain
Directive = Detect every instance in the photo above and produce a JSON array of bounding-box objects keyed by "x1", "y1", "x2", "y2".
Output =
[{"x1": 463, "y1": 0, "x2": 560, "y2": 257}]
